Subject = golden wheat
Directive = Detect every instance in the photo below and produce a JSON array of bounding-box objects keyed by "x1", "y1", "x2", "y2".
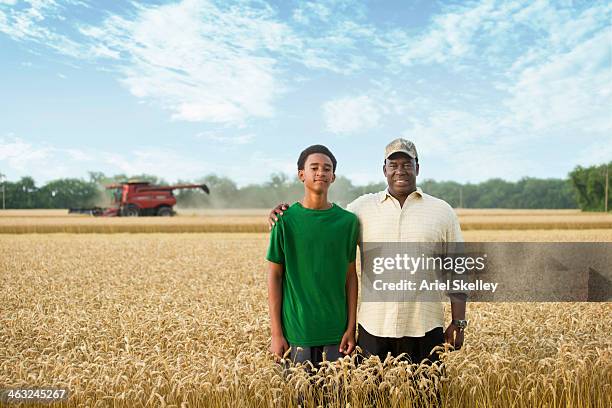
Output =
[
  {"x1": 0, "y1": 209, "x2": 611, "y2": 233},
  {"x1": 1, "y1": 231, "x2": 610, "y2": 407}
]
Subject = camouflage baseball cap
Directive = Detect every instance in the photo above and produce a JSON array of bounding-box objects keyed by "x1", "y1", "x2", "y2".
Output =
[{"x1": 384, "y1": 138, "x2": 418, "y2": 160}]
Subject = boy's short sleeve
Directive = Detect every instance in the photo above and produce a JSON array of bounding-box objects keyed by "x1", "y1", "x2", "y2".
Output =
[
  {"x1": 266, "y1": 219, "x2": 285, "y2": 264},
  {"x1": 348, "y1": 215, "x2": 359, "y2": 262}
]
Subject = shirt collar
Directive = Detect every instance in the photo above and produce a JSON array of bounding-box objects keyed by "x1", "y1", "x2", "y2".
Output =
[{"x1": 379, "y1": 187, "x2": 423, "y2": 203}]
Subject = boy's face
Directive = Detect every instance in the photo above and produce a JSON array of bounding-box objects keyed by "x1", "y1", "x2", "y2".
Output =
[{"x1": 298, "y1": 153, "x2": 335, "y2": 193}]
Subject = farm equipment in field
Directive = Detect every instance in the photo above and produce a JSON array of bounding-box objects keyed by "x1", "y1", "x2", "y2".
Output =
[{"x1": 68, "y1": 181, "x2": 209, "y2": 217}]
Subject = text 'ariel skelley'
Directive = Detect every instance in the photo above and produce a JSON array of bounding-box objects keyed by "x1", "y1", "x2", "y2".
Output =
[{"x1": 372, "y1": 279, "x2": 499, "y2": 293}]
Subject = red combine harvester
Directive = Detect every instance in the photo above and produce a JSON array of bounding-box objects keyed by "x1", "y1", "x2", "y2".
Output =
[{"x1": 68, "y1": 181, "x2": 210, "y2": 217}]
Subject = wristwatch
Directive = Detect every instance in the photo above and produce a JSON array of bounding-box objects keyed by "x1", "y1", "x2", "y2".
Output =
[{"x1": 451, "y1": 319, "x2": 468, "y2": 331}]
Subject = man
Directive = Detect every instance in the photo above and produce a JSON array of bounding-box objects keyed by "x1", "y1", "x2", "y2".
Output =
[
  {"x1": 267, "y1": 144, "x2": 360, "y2": 367},
  {"x1": 269, "y1": 139, "x2": 467, "y2": 364}
]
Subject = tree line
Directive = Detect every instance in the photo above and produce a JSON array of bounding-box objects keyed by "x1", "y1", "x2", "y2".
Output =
[{"x1": 0, "y1": 162, "x2": 609, "y2": 210}]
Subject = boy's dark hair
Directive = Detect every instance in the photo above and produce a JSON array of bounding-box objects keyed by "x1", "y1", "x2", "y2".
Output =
[{"x1": 297, "y1": 145, "x2": 337, "y2": 172}]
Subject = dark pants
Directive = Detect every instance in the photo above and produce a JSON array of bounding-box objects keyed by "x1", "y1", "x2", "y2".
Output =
[
  {"x1": 357, "y1": 324, "x2": 444, "y2": 364},
  {"x1": 286, "y1": 343, "x2": 343, "y2": 367},
  {"x1": 281, "y1": 344, "x2": 343, "y2": 376}
]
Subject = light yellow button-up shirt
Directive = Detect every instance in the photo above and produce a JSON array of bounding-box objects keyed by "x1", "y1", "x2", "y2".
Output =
[{"x1": 346, "y1": 187, "x2": 464, "y2": 338}]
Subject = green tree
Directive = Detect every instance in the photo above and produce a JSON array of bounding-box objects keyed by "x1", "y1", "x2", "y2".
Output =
[
  {"x1": 0, "y1": 169, "x2": 593, "y2": 210},
  {"x1": 5, "y1": 177, "x2": 38, "y2": 208},
  {"x1": 569, "y1": 162, "x2": 611, "y2": 211},
  {"x1": 39, "y1": 179, "x2": 99, "y2": 208}
]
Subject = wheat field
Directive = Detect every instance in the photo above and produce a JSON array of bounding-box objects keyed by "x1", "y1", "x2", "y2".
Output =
[
  {"x1": 0, "y1": 209, "x2": 611, "y2": 233},
  {"x1": 0, "y1": 210, "x2": 611, "y2": 407}
]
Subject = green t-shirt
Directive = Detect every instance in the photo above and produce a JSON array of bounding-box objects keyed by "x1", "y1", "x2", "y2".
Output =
[{"x1": 266, "y1": 202, "x2": 359, "y2": 347}]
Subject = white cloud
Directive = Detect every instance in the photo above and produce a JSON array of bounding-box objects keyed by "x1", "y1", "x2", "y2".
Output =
[
  {"x1": 0, "y1": 137, "x2": 53, "y2": 171},
  {"x1": 428, "y1": 144, "x2": 535, "y2": 183},
  {"x1": 73, "y1": 0, "x2": 380, "y2": 124},
  {"x1": 0, "y1": 135, "x2": 296, "y2": 187},
  {"x1": 388, "y1": 1, "x2": 611, "y2": 71},
  {"x1": 323, "y1": 95, "x2": 382, "y2": 134},
  {"x1": 78, "y1": 0, "x2": 292, "y2": 125},
  {"x1": 0, "y1": 0, "x2": 85, "y2": 57},
  {"x1": 287, "y1": 17, "x2": 380, "y2": 75},
  {"x1": 292, "y1": 2, "x2": 331, "y2": 25},
  {"x1": 504, "y1": 29, "x2": 611, "y2": 133},
  {"x1": 0, "y1": 136, "x2": 100, "y2": 181},
  {"x1": 101, "y1": 147, "x2": 210, "y2": 180},
  {"x1": 249, "y1": 151, "x2": 295, "y2": 175},
  {"x1": 64, "y1": 148, "x2": 92, "y2": 161},
  {"x1": 200, "y1": 133, "x2": 254, "y2": 145},
  {"x1": 388, "y1": 1, "x2": 497, "y2": 66},
  {"x1": 407, "y1": 110, "x2": 504, "y2": 152},
  {"x1": 399, "y1": 108, "x2": 547, "y2": 182},
  {"x1": 573, "y1": 140, "x2": 612, "y2": 169},
  {"x1": 0, "y1": 136, "x2": 212, "y2": 183},
  {"x1": 1, "y1": 0, "x2": 383, "y2": 124}
]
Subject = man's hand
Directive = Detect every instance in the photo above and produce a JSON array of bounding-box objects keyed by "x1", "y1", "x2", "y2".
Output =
[
  {"x1": 270, "y1": 334, "x2": 290, "y2": 360},
  {"x1": 444, "y1": 323, "x2": 464, "y2": 350},
  {"x1": 268, "y1": 203, "x2": 289, "y2": 229},
  {"x1": 339, "y1": 329, "x2": 356, "y2": 355}
]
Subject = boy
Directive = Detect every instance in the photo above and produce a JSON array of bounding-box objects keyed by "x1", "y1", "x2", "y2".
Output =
[{"x1": 266, "y1": 145, "x2": 359, "y2": 367}]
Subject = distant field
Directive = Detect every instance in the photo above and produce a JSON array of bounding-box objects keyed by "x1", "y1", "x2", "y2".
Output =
[
  {"x1": 456, "y1": 210, "x2": 612, "y2": 230},
  {"x1": 0, "y1": 209, "x2": 271, "y2": 217},
  {"x1": 0, "y1": 208, "x2": 611, "y2": 233}
]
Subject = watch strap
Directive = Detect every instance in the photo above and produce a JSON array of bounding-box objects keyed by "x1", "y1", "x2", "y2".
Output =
[{"x1": 451, "y1": 319, "x2": 468, "y2": 330}]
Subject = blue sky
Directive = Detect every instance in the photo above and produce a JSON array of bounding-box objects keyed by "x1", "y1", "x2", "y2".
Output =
[{"x1": 0, "y1": 0, "x2": 610, "y2": 186}]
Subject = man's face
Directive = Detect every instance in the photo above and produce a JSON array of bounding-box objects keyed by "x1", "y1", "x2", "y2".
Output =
[
  {"x1": 383, "y1": 152, "x2": 419, "y2": 196},
  {"x1": 299, "y1": 153, "x2": 335, "y2": 193}
]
